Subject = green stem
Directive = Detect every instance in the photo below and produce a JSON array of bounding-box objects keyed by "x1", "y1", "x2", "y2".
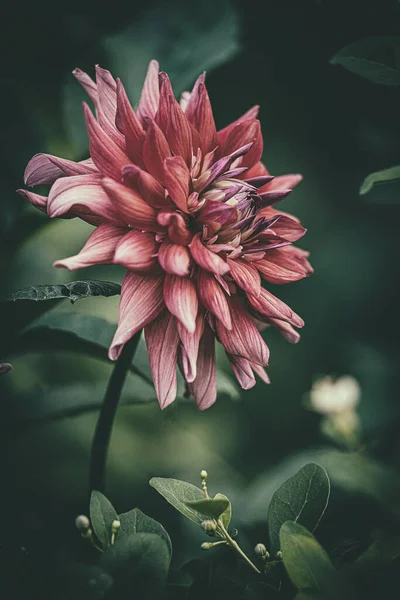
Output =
[
  {"x1": 218, "y1": 520, "x2": 261, "y2": 574},
  {"x1": 89, "y1": 331, "x2": 142, "y2": 495}
]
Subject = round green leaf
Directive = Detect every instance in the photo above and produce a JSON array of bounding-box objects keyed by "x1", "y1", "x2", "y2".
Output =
[
  {"x1": 90, "y1": 490, "x2": 118, "y2": 549},
  {"x1": 185, "y1": 497, "x2": 229, "y2": 520}
]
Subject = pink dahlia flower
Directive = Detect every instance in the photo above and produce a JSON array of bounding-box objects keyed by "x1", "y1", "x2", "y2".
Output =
[{"x1": 19, "y1": 61, "x2": 312, "y2": 410}]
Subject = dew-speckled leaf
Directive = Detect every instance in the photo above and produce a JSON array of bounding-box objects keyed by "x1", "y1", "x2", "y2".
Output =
[
  {"x1": 268, "y1": 463, "x2": 330, "y2": 553},
  {"x1": 118, "y1": 507, "x2": 172, "y2": 558},
  {"x1": 359, "y1": 165, "x2": 400, "y2": 195},
  {"x1": 3, "y1": 280, "x2": 121, "y2": 303},
  {"x1": 331, "y1": 36, "x2": 400, "y2": 85},
  {"x1": 185, "y1": 497, "x2": 229, "y2": 520},
  {"x1": 90, "y1": 490, "x2": 119, "y2": 549},
  {"x1": 149, "y1": 477, "x2": 205, "y2": 525}
]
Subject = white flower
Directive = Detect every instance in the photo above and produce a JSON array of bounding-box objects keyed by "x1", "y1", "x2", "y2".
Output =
[{"x1": 308, "y1": 376, "x2": 361, "y2": 415}]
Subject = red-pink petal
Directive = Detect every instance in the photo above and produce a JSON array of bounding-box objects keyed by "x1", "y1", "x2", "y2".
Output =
[
  {"x1": 216, "y1": 295, "x2": 270, "y2": 366},
  {"x1": 54, "y1": 223, "x2": 126, "y2": 270},
  {"x1": 47, "y1": 174, "x2": 124, "y2": 225},
  {"x1": 83, "y1": 102, "x2": 130, "y2": 180},
  {"x1": 185, "y1": 78, "x2": 217, "y2": 153},
  {"x1": 114, "y1": 230, "x2": 158, "y2": 271},
  {"x1": 73, "y1": 68, "x2": 97, "y2": 103},
  {"x1": 252, "y1": 363, "x2": 270, "y2": 384},
  {"x1": 157, "y1": 210, "x2": 192, "y2": 245},
  {"x1": 223, "y1": 119, "x2": 261, "y2": 164},
  {"x1": 158, "y1": 239, "x2": 191, "y2": 276},
  {"x1": 227, "y1": 259, "x2": 261, "y2": 297},
  {"x1": 247, "y1": 287, "x2": 304, "y2": 328},
  {"x1": 95, "y1": 65, "x2": 125, "y2": 148},
  {"x1": 109, "y1": 272, "x2": 165, "y2": 360},
  {"x1": 163, "y1": 274, "x2": 198, "y2": 333},
  {"x1": 137, "y1": 60, "x2": 161, "y2": 123},
  {"x1": 197, "y1": 270, "x2": 232, "y2": 329},
  {"x1": 116, "y1": 79, "x2": 145, "y2": 166},
  {"x1": 163, "y1": 156, "x2": 190, "y2": 213},
  {"x1": 122, "y1": 164, "x2": 168, "y2": 209},
  {"x1": 102, "y1": 178, "x2": 159, "y2": 231},
  {"x1": 24, "y1": 154, "x2": 97, "y2": 186},
  {"x1": 166, "y1": 99, "x2": 193, "y2": 166},
  {"x1": 217, "y1": 105, "x2": 259, "y2": 148},
  {"x1": 177, "y1": 313, "x2": 205, "y2": 383},
  {"x1": 258, "y1": 173, "x2": 303, "y2": 194},
  {"x1": 190, "y1": 233, "x2": 229, "y2": 275},
  {"x1": 228, "y1": 355, "x2": 256, "y2": 390},
  {"x1": 17, "y1": 189, "x2": 47, "y2": 213},
  {"x1": 255, "y1": 247, "x2": 313, "y2": 284},
  {"x1": 142, "y1": 119, "x2": 172, "y2": 185},
  {"x1": 188, "y1": 324, "x2": 217, "y2": 411},
  {"x1": 144, "y1": 310, "x2": 179, "y2": 409}
]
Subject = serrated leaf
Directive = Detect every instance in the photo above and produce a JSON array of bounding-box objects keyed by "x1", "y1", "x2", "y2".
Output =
[
  {"x1": 100, "y1": 532, "x2": 169, "y2": 599},
  {"x1": 185, "y1": 497, "x2": 229, "y2": 520},
  {"x1": 90, "y1": 491, "x2": 119, "y2": 549},
  {"x1": 280, "y1": 521, "x2": 334, "y2": 593},
  {"x1": 3, "y1": 280, "x2": 121, "y2": 303},
  {"x1": 331, "y1": 36, "x2": 400, "y2": 85},
  {"x1": 214, "y1": 493, "x2": 231, "y2": 529},
  {"x1": 268, "y1": 463, "x2": 330, "y2": 553},
  {"x1": 150, "y1": 477, "x2": 205, "y2": 525},
  {"x1": 118, "y1": 507, "x2": 172, "y2": 558},
  {"x1": 359, "y1": 165, "x2": 400, "y2": 195}
]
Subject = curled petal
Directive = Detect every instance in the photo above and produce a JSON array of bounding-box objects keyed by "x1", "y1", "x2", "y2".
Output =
[
  {"x1": 114, "y1": 230, "x2": 158, "y2": 271},
  {"x1": 258, "y1": 189, "x2": 292, "y2": 208},
  {"x1": 190, "y1": 233, "x2": 229, "y2": 275},
  {"x1": 157, "y1": 210, "x2": 192, "y2": 245},
  {"x1": 258, "y1": 173, "x2": 303, "y2": 194},
  {"x1": 122, "y1": 164, "x2": 168, "y2": 209},
  {"x1": 197, "y1": 201, "x2": 238, "y2": 233},
  {"x1": 178, "y1": 312, "x2": 205, "y2": 382},
  {"x1": 228, "y1": 355, "x2": 256, "y2": 390},
  {"x1": 144, "y1": 310, "x2": 179, "y2": 409},
  {"x1": 83, "y1": 103, "x2": 130, "y2": 180},
  {"x1": 47, "y1": 174, "x2": 124, "y2": 225},
  {"x1": 95, "y1": 65, "x2": 125, "y2": 147},
  {"x1": 54, "y1": 223, "x2": 126, "y2": 270},
  {"x1": 102, "y1": 178, "x2": 159, "y2": 231},
  {"x1": 163, "y1": 156, "x2": 190, "y2": 213},
  {"x1": 163, "y1": 274, "x2": 198, "y2": 333},
  {"x1": 188, "y1": 324, "x2": 217, "y2": 411},
  {"x1": 197, "y1": 270, "x2": 232, "y2": 329},
  {"x1": 247, "y1": 287, "x2": 304, "y2": 328},
  {"x1": 24, "y1": 154, "x2": 96, "y2": 186},
  {"x1": 155, "y1": 72, "x2": 174, "y2": 131},
  {"x1": 142, "y1": 119, "x2": 172, "y2": 185},
  {"x1": 216, "y1": 295, "x2": 269, "y2": 366},
  {"x1": 116, "y1": 79, "x2": 145, "y2": 165},
  {"x1": 252, "y1": 363, "x2": 270, "y2": 384},
  {"x1": 17, "y1": 189, "x2": 47, "y2": 213},
  {"x1": 109, "y1": 272, "x2": 164, "y2": 360},
  {"x1": 137, "y1": 60, "x2": 160, "y2": 123},
  {"x1": 227, "y1": 259, "x2": 261, "y2": 297},
  {"x1": 158, "y1": 239, "x2": 191, "y2": 276},
  {"x1": 259, "y1": 208, "x2": 307, "y2": 242}
]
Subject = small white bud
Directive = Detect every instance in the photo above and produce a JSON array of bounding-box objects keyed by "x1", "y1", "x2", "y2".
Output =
[
  {"x1": 201, "y1": 519, "x2": 217, "y2": 535},
  {"x1": 75, "y1": 515, "x2": 90, "y2": 532},
  {"x1": 201, "y1": 542, "x2": 213, "y2": 550},
  {"x1": 254, "y1": 543, "x2": 268, "y2": 558},
  {"x1": 111, "y1": 519, "x2": 121, "y2": 534},
  {"x1": 276, "y1": 551, "x2": 283, "y2": 559},
  {"x1": 200, "y1": 470, "x2": 208, "y2": 479}
]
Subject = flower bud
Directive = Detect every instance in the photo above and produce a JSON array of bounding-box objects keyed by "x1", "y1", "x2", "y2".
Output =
[
  {"x1": 111, "y1": 519, "x2": 121, "y2": 534},
  {"x1": 276, "y1": 551, "x2": 283, "y2": 559},
  {"x1": 254, "y1": 543, "x2": 268, "y2": 558},
  {"x1": 200, "y1": 470, "x2": 208, "y2": 479},
  {"x1": 201, "y1": 542, "x2": 213, "y2": 550},
  {"x1": 201, "y1": 519, "x2": 217, "y2": 535},
  {"x1": 75, "y1": 515, "x2": 90, "y2": 532}
]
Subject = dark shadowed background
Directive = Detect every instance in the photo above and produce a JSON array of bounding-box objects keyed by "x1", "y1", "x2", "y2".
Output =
[{"x1": 1, "y1": 0, "x2": 400, "y2": 598}]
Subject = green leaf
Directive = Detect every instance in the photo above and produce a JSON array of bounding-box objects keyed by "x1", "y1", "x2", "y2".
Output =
[
  {"x1": 214, "y1": 493, "x2": 232, "y2": 529},
  {"x1": 245, "y1": 582, "x2": 281, "y2": 599},
  {"x1": 3, "y1": 280, "x2": 121, "y2": 303},
  {"x1": 100, "y1": 532, "x2": 170, "y2": 599},
  {"x1": 185, "y1": 497, "x2": 229, "y2": 520},
  {"x1": 149, "y1": 477, "x2": 205, "y2": 525},
  {"x1": 62, "y1": 564, "x2": 114, "y2": 600},
  {"x1": 90, "y1": 490, "x2": 119, "y2": 549},
  {"x1": 279, "y1": 521, "x2": 334, "y2": 593},
  {"x1": 331, "y1": 36, "x2": 400, "y2": 85},
  {"x1": 359, "y1": 165, "x2": 400, "y2": 195},
  {"x1": 118, "y1": 507, "x2": 172, "y2": 559},
  {"x1": 355, "y1": 534, "x2": 400, "y2": 568},
  {"x1": 268, "y1": 463, "x2": 330, "y2": 553}
]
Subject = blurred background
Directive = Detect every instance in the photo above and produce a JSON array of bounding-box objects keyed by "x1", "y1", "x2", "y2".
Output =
[{"x1": 1, "y1": 0, "x2": 400, "y2": 597}]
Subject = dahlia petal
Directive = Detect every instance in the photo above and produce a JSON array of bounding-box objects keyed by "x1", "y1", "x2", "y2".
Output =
[
  {"x1": 116, "y1": 79, "x2": 145, "y2": 165},
  {"x1": 258, "y1": 189, "x2": 292, "y2": 208},
  {"x1": 95, "y1": 65, "x2": 125, "y2": 148},
  {"x1": 258, "y1": 173, "x2": 303, "y2": 194},
  {"x1": 137, "y1": 60, "x2": 160, "y2": 123},
  {"x1": 163, "y1": 156, "x2": 190, "y2": 213},
  {"x1": 157, "y1": 210, "x2": 192, "y2": 245},
  {"x1": 194, "y1": 143, "x2": 252, "y2": 193},
  {"x1": 190, "y1": 232, "x2": 230, "y2": 275},
  {"x1": 217, "y1": 105, "x2": 260, "y2": 148},
  {"x1": 17, "y1": 189, "x2": 47, "y2": 213},
  {"x1": 244, "y1": 175, "x2": 274, "y2": 188},
  {"x1": 144, "y1": 310, "x2": 179, "y2": 409},
  {"x1": 114, "y1": 230, "x2": 158, "y2": 271},
  {"x1": 83, "y1": 103, "x2": 130, "y2": 180},
  {"x1": 197, "y1": 200, "x2": 238, "y2": 233},
  {"x1": 228, "y1": 355, "x2": 256, "y2": 390},
  {"x1": 227, "y1": 259, "x2": 261, "y2": 297},
  {"x1": 163, "y1": 274, "x2": 198, "y2": 333},
  {"x1": 268, "y1": 318, "x2": 301, "y2": 344},
  {"x1": 102, "y1": 178, "x2": 159, "y2": 231},
  {"x1": 241, "y1": 161, "x2": 269, "y2": 180},
  {"x1": 247, "y1": 287, "x2": 304, "y2": 328},
  {"x1": 54, "y1": 223, "x2": 126, "y2": 270},
  {"x1": 166, "y1": 99, "x2": 193, "y2": 165},
  {"x1": 240, "y1": 121, "x2": 263, "y2": 169},
  {"x1": 109, "y1": 272, "x2": 165, "y2": 360},
  {"x1": 197, "y1": 270, "x2": 232, "y2": 329},
  {"x1": 142, "y1": 119, "x2": 172, "y2": 185},
  {"x1": 256, "y1": 248, "x2": 313, "y2": 284},
  {"x1": 122, "y1": 164, "x2": 168, "y2": 209},
  {"x1": 188, "y1": 324, "x2": 217, "y2": 411},
  {"x1": 158, "y1": 239, "x2": 191, "y2": 276},
  {"x1": 260, "y1": 211, "x2": 306, "y2": 242},
  {"x1": 185, "y1": 73, "x2": 205, "y2": 120},
  {"x1": 252, "y1": 363, "x2": 271, "y2": 384},
  {"x1": 72, "y1": 68, "x2": 98, "y2": 103},
  {"x1": 223, "y1": 119, "x2": 262, "y2": 167},
  {"x1": 177, "y1": 313, "x2": 205, "y2": 383},
  {"x1": 24, "y1": 153, "x2": 97, "y2": 186},
  {"x1": 216, "y1": 296, "x2": 270, "y2": 366},
  {"x1": 155, "y1": 72, "x2": 174, "y2": 131},
  {"x1": 47, "y1": 174, "x2": 124, "y2": 225},
  {"x1": 186, "y1": 81, "x2": 217, "y2": 153}
]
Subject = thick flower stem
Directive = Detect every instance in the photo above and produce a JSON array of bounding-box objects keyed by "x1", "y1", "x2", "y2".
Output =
[{"x1": 89, "y1": 331, "x2": 142, "y2": 495}]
